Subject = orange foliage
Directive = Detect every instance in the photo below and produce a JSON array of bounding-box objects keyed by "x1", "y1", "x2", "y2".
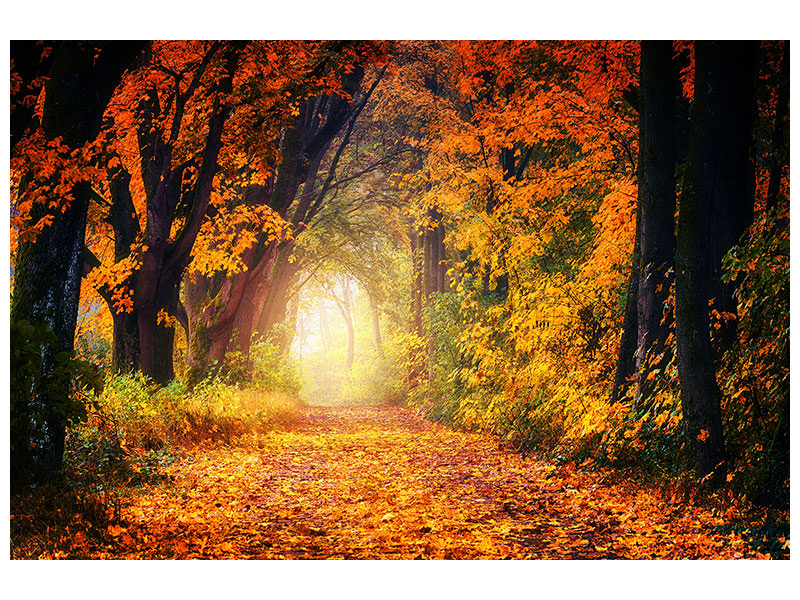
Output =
[{"x1": 10, "y1": 406, "x2": 770, "y2": 559}]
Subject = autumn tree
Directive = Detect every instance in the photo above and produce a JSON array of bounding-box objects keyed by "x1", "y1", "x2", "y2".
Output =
[
  {"x1": 413, "y1": 40, "x2": 638, "y2": 401},
  {"x1": 77, "y1": 41, "x2": 246, "y2": 385},
  {"x1": 10, "y1": 41, "x2": 144, "y2": 485},
  {"x1": 183, "y1": 41, "x2": 393, "y2": 380}
]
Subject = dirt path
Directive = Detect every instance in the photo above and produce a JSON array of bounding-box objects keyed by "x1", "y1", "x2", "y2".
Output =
[{"x1": 100, "y1": 405, "x2": 760, "y2": 559}]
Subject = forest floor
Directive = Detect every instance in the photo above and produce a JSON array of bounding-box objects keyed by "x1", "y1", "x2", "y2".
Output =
[{"x1": 13, "y1": 405, "x2": 774, "y2": 559}]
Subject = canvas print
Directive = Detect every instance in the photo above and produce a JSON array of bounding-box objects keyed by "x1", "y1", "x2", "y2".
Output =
[{"x1": 9, "y1": 40, "x2": 789, "y2": 561}]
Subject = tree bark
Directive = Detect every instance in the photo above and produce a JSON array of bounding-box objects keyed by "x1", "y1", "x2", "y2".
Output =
[
  {"x1": 635, "y1": 41, "x2": 677, "y2": 405},
  {"x1": 766, "y1": 42, "x2": 789, "y2": 215},
  {"x1": 409, "y1": 226, "x2": 425, "y2": 337},
  {"x1": 11, "y1": 41, "x2": 143, "y2": 485},
  {"x1": 10, "y1": 41, "x2": 57, "y2": 150},
  {"x1": 256, "y1": 252, "x2": 302, "y2": 346},
  {"x1": 706, "y1": 42, "x2": 758, "y2": 356},
  {"x1": 675, "y1": 41, "x2": 756, "y2": 484},
  {"x1": 331, "y1": 282, "x2": 355, "y2": 372}
]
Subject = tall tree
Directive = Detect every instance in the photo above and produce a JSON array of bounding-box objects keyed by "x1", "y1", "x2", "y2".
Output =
[
  {"x1": 89, "y1": 41, "x2": 242, "y2": 384},
  {"x1": 634, "y1": 41, "x2": 677, "y2": 404},
  {"x1": 184, "y1": 42, "x2": 389, "y2": 379},
  {"x1": 11, "y1": 41, "x2": 144, "y2": 485},
  {"x1": 676, "y1": 41, "x2": 758, "y2": 484}
]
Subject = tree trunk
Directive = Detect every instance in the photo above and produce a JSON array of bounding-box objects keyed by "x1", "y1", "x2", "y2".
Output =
[
  {"x1": 610, "y1": 236, "x2": 639, "y2": 404},
  {"x1": 112, "y1": 309, "x2": 140, "y2": 374},
  {"x1": 766, "y1": 41, "x2": 789, "y2": 215},
  {"x1": 332, "y1": 288, "x2": 355, "y2": 372},
  {"x1": 635, "y1": 41, "x2": 677, "y2": 405},
  {"x1": 137, "y1": 283, "x2": 179, "y2": 383},
  {"x1": 706, "y1": 42, "x2": 758, "y2": 356},
  {"x1": 10, "y1": 41, "x2": 57, "y2": 150},
  {"x1": 410, "y1": 226, "x2": 425, "y2": 337},
  {"x1": 436, "y1": 223, "x2": 447, "y2": 293},
  {"x1": 10, "y1": 41, "x2": 143, "y2": 486},
  {"x1": 371, "y1": 299, "x2": 385, "y2": 361},
  {"x1": 675, "y1": 41, "x2": 756, "y2": 485},
  {"x1": 256, "y1": 253, "x2": 301, "y2": 348},
  {"x1": 423, "y1": 223, "x2": 434, "y2": 297}
]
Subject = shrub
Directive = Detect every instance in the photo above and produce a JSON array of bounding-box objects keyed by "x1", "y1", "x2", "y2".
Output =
[
  {"x1": 178, "y1": 377, "x2": 301, "y2": 443},
  {"x1": 63, "y1": 371, "x2": 302, "y2": 491},
  {"x1": 63, "y1": 372, "x2": 180, "y2": 490},
  {"x1": 11, "y1": 318, "x2": 102, "y2": 490}
]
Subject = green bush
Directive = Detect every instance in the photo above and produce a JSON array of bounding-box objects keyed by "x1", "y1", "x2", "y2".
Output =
[
  {"x1": 63, "y1": 372, "x2": 180, "y2": 490},
  {"x1": 11, "y1": 318, "x2": 102, "y2": 489}
]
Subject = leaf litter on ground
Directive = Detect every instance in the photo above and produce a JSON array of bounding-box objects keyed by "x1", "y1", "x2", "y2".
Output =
[{"x1": 18, "y1": 405, "x2": 771, "y2": 559}]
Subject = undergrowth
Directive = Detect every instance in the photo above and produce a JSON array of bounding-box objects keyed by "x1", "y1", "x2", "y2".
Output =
[
  {"x1": 63, "y1": 372, "x2": 302, "y2": 491},
  {"x1": 11, "y1": 370, "x2": 303, "y2": 559}
]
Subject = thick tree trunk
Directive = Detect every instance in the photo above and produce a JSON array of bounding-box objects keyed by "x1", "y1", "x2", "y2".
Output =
[
  {"x1": 184, "y1": 240, "x2": 279, "y2": 379},
  {"x1": 10, "y1": 41, "x2": 143, "y2": 486},
  {"x1": 112, "y1": 310, "x2": 140, "y2": 374},
  {"x1": 11, "y1": 182, "x2": 90, "y2": 482},
  {"x1": 10, "y1": 41, "x2": 57, "y2": 150},
  {"x1": 676, "y1": 41, "x2": 756, "y2": 485},
  {"x1": 256, "y1": 254, "x2": 301, "y2": 348},
  {"x1": 706, "y1": 42, "x2": 758, "y2": 356},
  {"x1": 137, "y1": 283, "x2": 179, "y2": 383},
  {"x1": 635, "y1": 41, "x2": 677, "y2": 405}
]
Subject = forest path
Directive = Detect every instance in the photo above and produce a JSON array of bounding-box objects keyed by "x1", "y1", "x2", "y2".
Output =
[{"x1": 107, "y1": 405, "x2": 757, "y2": 559}]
